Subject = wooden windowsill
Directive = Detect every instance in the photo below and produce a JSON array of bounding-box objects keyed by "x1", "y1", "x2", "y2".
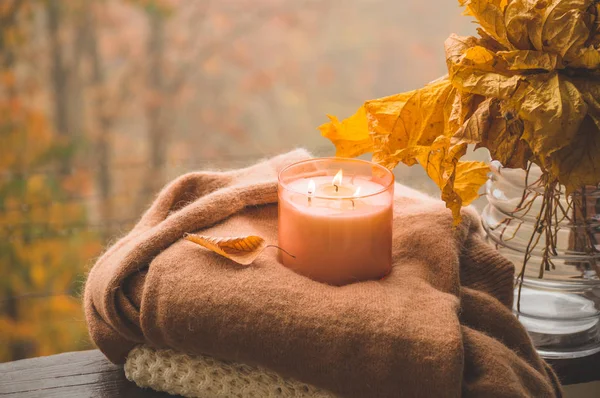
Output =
[{"x1": 0, "y1": 350, "x2": 598, "y2": 397}]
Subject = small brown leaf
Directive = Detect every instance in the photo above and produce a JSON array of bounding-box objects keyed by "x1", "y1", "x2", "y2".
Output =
[{"x1": 184, "y1": 234, "x2": 267, "y2": 265}]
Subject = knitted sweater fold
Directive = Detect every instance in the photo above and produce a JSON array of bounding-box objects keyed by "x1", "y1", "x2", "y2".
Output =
[{"x1": 84, "y1": 150, "x2": 561, "y2": 398}]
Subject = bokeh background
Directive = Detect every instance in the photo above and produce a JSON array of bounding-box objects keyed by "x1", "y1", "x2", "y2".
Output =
[{"x1": 0, "y1": 0, "x2": 477, "y2": 361}]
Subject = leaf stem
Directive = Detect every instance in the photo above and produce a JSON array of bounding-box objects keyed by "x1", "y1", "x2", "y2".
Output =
[{"x1": 265, "y1": 244, "x2": 296, "y2": 259}]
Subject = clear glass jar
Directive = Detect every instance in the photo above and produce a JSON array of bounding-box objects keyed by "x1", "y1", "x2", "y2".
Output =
[
  {"x1": 482, "y1": 161, "x2": 600, "y2": 358},
  {"x1": 278, "y1": 158, "x2": 394, "y2": 286}
]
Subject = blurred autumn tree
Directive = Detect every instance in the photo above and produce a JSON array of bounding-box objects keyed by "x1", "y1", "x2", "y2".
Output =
[
  {"x1": 0, "y1": 0, "x2": 473, "y2": 361},
  {"x1": 0, "y1": 0, "x2": 100, "y2": 361}
]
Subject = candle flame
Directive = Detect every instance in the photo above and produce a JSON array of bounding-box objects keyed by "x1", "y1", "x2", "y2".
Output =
[
  {"x1": 332, "y1": 169, "x2": 343, "y2": 189},
  {"x1": 353, "y1": 186, "x2": 361, "y2": 197},
  {"x1": 307, "y1": 179, "x2": 316, "y2": 196}
]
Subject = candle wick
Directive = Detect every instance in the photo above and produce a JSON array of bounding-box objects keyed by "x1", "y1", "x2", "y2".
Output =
[
  {"x1": 308, "y1": 196, "x2": 312, "y2": 206},
  {"x1": 351, "y1": 199, "x2": 355, "y2": 209},
  {"x1": 334, "y1": 184, "x2": 339, "y2": 192}
]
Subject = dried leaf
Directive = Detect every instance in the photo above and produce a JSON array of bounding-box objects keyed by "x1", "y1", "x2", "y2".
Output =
[
  {"x1": 476, "y1": 27, "x2": 508, "y2": 52},
  {"x1": 365, "y1": 90, "x2": 416, "y2": 167},
  {"x1": 548, "y1": 115, "x2": 600, "y2": 194},
  {"x1": 516, "y1": 73, "x2": 587, "y2": 162},
  {"x1": 414, "y1": 136, "x2": 488, "y2": 224},
  {"x1": 505, "y1": 0, "x2": 599, "y2": 68},
  {"x1": 453, "y1": 161, "x2": 491, "y2": 205},
  {"x1": 497, "y1": 50, "x2": 562, "y2": 70},
  {"x1": 445, "y1": 35, "x2": 523, "y2": 99},
  {"x1": 477, "y1": 101, "x2": 531, "y2": 169},
  {"x1": 504, "y1": 0, "x2": 540, "y2": 50},
  {"x1": 445, "y1": 36, "x2": 501, "y2": 76},
  {"x1": 453, "y1": 97, "x2": 494, "y2": 143},
  {"x1": 463, "y1": 46, "x2": 498, "y2": 70},
  {"x1": 366, "y1": 79, "x2": 456, "y2": 169},
  {"x1": 454, "y1": 69, "x2": 523, "y2": 100},
  {"x1": 570, "y1": 47, "x2": 600, "y2": 69},
  {"x1": 462, "y1": 0, "x2": 513, "y2": 49},
  {"x1": 318, "y1": 106, "x2": 372, "y2": 158},
  {"x1": 569, "y1": 78, "x2": 600, "y2": 129},
  {"x1": 534, "y1": 0, "x2": 595, "y2": 62},
  {"x1": 449, "y1": 91, "x2": 482, "y2": 131},
  {"x1": 184, "y1": 234, "x2": 267, "y2": 265},
  {"x1": 445, "y1": 34, "x2": 480, "y2": 67}
]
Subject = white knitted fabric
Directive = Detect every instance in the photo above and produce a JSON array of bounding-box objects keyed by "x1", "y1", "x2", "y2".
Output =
[{"x1": 124, "y1": 345, "x2": 336, "y2": 398}]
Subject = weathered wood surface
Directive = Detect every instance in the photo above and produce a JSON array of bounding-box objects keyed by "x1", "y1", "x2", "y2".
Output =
[
  {"x1": 0, "y1": 349, "x2": 598, "y2": 397},
  {"x1": 0, "y1": 350, "x2": 175, "y2": 398}
]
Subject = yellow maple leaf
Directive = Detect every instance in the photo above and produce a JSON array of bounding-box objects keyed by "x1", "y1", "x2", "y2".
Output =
[
  {"x1": 453, "y1": 161, "x2": 491, "y2": 205},
  {"x1": 415, "y1": 136, "x2": 489, "y2": 224},
  {"x1": 367, "y1": 78, "x2": 456, "y2": 169},
  {"x1": 318, "y1": 106, "x2": 372, "y2": 158}
]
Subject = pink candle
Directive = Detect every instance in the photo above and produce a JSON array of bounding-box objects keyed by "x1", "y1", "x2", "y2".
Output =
[{"x1": 278, "y1": 158, "x2": 394, "y2": 285}]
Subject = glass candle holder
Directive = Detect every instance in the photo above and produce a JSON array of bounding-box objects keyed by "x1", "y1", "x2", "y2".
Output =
[{"x1": 278, "y1": 158, "x2": 394, "y2": 285}]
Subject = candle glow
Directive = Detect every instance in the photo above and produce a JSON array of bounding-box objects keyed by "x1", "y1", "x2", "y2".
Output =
[
  {"x1": 332, "y1": 169, "x2": 343, "y2": 192},
  {"x1": 307, "y1": 179, "x2": 316, "y2": 195}
]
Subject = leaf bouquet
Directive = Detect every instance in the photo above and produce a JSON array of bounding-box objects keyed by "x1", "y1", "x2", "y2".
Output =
[{"x1": 320, "y1": 0, "x2": 600, "y2": 282}]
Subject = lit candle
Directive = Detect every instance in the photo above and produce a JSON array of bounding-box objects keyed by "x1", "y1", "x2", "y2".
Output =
[{"x1": 278, "y1": 158, "x2": 394, "y2": 285}]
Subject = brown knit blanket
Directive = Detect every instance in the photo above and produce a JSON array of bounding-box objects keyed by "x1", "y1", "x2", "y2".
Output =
[{"x1": 84, "y1": 150, "x2": 561, "y2": 397}]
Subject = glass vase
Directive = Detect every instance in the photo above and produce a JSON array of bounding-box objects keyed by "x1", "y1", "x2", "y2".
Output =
[{"x1": 481, "y1": 161, "x2": 600, "y2": 359}]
